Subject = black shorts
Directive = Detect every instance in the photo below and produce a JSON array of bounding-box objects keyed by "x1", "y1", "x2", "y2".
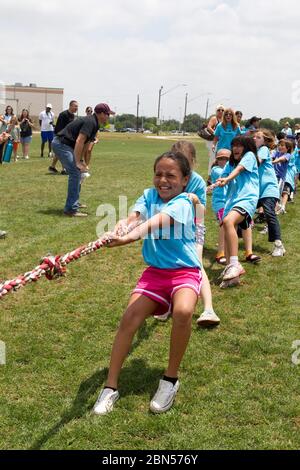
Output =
[
  {"x1": 282, "y1": 182, "x2": 293, "y2": 197},
  {"x1": 232, "y1": 206, "x2": 252, "y2": 230}
]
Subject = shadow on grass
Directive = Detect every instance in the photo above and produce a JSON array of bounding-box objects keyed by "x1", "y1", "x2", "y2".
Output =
[
  {"x1": 38, "y1": 208, "x2": 65, "y2": 217},
  {"x1": 30, "y1": 358, "x2": 162, "y2": 450}
]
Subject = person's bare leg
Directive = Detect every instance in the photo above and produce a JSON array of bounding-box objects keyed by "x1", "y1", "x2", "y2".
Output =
[
  {"x1": 223, "y1": 211, "x2": 244, "y2": 262},
  {"x1": 165, "y1": 288, "x2": 198, "y2": 378},
  {"x1": 106, "y1": 294, "x2": 158, "y2": 389}
]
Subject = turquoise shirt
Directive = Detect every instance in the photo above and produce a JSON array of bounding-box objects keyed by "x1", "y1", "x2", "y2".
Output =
[
  {"x1": 133, "y1": 189, "x2": 200, "y2": 269},
  {"x1": 285, "y1": 151, "x2": 297, "y2": 190},
  {"x1": 258, "y1": 146, "x2": 280, "y2": 200},
  {"x1": 222, "y1": 152, "x2": 259, "y2": 219},
  {"x1": 214, "y1": 123, "x2": 241, "y2": 151},
  {"x1": 210, "y1": 166, "x2": 227, "y2": 213},
  {"x1": 185, "y1": 171, "x2": 206, "y2": 207}
]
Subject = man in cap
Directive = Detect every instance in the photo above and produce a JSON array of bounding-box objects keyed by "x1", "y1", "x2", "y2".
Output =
[
  {"x1": 52, "y1": 103, "x2": 115, "y2": 217},
  {"x1": 39, "y1": 103, "x2": 55, "y2": 158}
]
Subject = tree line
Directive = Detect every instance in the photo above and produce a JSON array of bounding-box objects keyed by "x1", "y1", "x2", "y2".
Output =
[{"x1": 110, "y1": 113, "x2": 300, "y2": 134}]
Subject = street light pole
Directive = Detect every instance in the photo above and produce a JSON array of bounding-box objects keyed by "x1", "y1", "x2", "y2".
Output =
[
  {"x1": 157, "y1": 86, "x2": 163, "y2": 134},
  {"x1": 136, "y1": 94, "x2": 140, "y2": 132},
  {"x1": 183, "y1": 92, "x2": 188, "y2": 133}
]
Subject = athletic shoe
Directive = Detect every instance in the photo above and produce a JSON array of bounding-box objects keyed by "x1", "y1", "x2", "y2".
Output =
[
  {"x1": 197, "y1": 310, "x2": 220, "y2": 327},
  {"x1": 0, "y1": 230, "x2": 7, "y2": 239},
  {"x1": 63, "y1": 211, "x2": 88, "y2": 217},
  {"x1": 259, "y1": 225, "x2": 268, "y2": 235},
  {"x1": 149, "y1": 379, "x2": 180, "y2": 414},
  {"x1": 78, "y1": 203, "x2": 87, "y2": 209},
  {"x1": 93, "y1": 388, "x2": 119, "y2": 415},
  {"x1": 48, "y1": 166, "x2": 59, "y2": 174},
  {"x1": 215, "y1": 255, "x2": 227, "y2": 265},
  {"x1": 24, "y1": 155, "x2": 29, "y2": 160},
  {"x1": 272, "y1": 241, "x2": 286, "y2": 257},
  {"x1": 245, "y1": 253, "x2": 261, "y2": 263},
  {"x1": 222, "y1": 263, "x2": 245, "y2": 281}
]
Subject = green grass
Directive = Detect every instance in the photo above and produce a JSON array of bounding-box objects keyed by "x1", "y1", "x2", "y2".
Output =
[{"x1": 0, "y1": 133, "x2": 300, "y2": 450}]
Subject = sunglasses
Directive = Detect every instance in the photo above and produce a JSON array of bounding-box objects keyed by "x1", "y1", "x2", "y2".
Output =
[
  {"x1": 217, "y1": 109, "x2": 224, "y2": 112},
  {"x1": 225, "y1": 113, "x2": 233, "y2": 117}
]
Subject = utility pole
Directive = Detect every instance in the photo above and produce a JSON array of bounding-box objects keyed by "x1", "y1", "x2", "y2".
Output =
[
  {"x1": 205, "y1": 97, "x2": 210, "y2": 120},
  {"x1": 136, "y1": 94, "x2": 140, "y2": 132},
  {"x1": 157, "y1": 86, "x2": 163, "y2": 135},
  {"x1": 183, "y1": 92, "x2": 188, "y2": 134}
]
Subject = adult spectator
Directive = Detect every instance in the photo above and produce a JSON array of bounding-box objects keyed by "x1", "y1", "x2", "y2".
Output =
[
  {"x1": 0, "y1": 106, "x2": 15, "y2": 162},
  {"x1": 48, "y1": 100, "x2": 78, "y2": 174},
  {"x1": 235, "y1": 110, "x2": 246, "y2": 132},
  {"x1": 281, "y1": 121, "x2": 293, "y2": 137},
  {"x1": 294, "y1": 123, "x2": 300, "y2": 137},
  {"x1": 52, "y1": 103, "x2": 115, "y2": 217},
  {"x1": 245, "y1": 116, "x2": 261, "y2": 134},
  {"x1": 82, "y1": 106, "x2": 99, "y2": 169},
  {"x1": 39, "y1": 103, "x2": 55, "y2": 158},
  {"x1": 206, "y1": 105, "x2": 224, "y2": 178},
  {"x1": 18, "y1": 109, "x2": 34, "y2": 160},
  {"x1": 0, "y1": 131, "x2": 9, "y2": 235},
  {"x1": 212, "y1": 108, "x2": 241, "y2": 152}
]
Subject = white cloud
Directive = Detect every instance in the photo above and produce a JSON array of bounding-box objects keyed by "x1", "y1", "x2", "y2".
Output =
[{"x1": 1, "y1": 0, "x2": 300, "y2": 119}]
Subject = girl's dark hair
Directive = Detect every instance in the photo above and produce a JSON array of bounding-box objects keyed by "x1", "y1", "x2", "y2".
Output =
[
  {"x1": 85, "y1": 106, "x2": 93, "y2": 114},
  {"x1": 5, "y1": 105, "x2": 13, "y2": 115},
  {"x1": 230, "y1": 136, "x2": 259, "y2": 167},
  {"x1": 154, "y1": 151, "x2": 191, "y2": 178}
]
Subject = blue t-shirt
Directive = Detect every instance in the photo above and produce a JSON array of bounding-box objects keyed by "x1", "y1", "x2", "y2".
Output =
[
  {"x1": 222, "y1": 152, "x2": 259, "y2": 219},
  {"x1": 214, "y1": 123, "x2": 241, "y2": 151},
  {"x1": 133, "y1": 189, "x2": 200, "y2": 269},
  {"x1": 272, "y1": 151, "x2": 291, "y2": 180},
  {"x1": 257, "y1": 146, "x2": 279, "y2": 200},
  {"x1": 185, "y1": 171, "x2": 206, "y2": 207},
  {"x1": 285, "y1": 151, "x2": 297, "y2": 190},
  {"x1": 210, "y1": 166, "x2": 227, "y2": 213}
]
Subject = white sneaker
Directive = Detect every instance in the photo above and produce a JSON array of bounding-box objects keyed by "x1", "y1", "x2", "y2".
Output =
[
  {"x1": 197, "y1": 310, "x2": 220, "y2": 327},
  {"x1": 154, "y1": 310, "x2": 171, "y2": 322},
  {"x1": 272, "y1": 241, "x2": 286, "y2": 257},
  {"x1": 93, "y1": 388, "x2": 119, "y2": 415},
  {"x1": 24, "y1": 155, "x2": 29, "y2": 160},
  {"x1": 149, "y1": 379, "x2": 179, "y2": 414},
  {"x1": 222, "y1": 263, "x2": 245, "y2": 281},
  {"x1": 259, "y1": 225, "x2": 268, "y2": 235}
]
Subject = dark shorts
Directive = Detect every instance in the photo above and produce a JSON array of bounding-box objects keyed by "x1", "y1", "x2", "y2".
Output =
[
  {"x1": 232, "y1": 206, "x2": 252, "y2": 230},
  {"x1": 282, "y1": 182, "x2": 293, "y2": 197},
  {"x1": 41, "y1": 131, "x2": 54, "y2": 143}
]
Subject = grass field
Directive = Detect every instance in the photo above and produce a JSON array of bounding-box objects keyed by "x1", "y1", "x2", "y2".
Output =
[{"x1": 0, "y1": 133, "x2": 300, "y2": 450}]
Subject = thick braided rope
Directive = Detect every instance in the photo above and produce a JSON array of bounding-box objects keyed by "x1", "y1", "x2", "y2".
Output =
[{"x1": 0, "y1": 221, "x2": 140, "y2": 300}]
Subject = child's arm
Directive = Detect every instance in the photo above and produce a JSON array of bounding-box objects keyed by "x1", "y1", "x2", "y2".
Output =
[
  {"x1": 114, "y1": 212, "x2": 144, "y2": 236},
  {"x1": 106, "y1": 213, "x2": 173, "y2": 247},
  {"x1": 272, "y1": 156, "x2": 288, "y2": 164},
  {"x1": 217, "y1": 164, "x2": 245, "y2": 186}
]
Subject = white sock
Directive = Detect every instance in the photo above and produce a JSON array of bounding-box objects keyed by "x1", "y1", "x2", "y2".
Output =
[{"x1": 230, "y1": 256, "x2": 239, "y2": 266}]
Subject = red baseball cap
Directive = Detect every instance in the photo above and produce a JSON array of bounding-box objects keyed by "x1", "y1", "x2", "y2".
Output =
[{"x1": 94, "y1": 103, "x2": 115, "y2": 115}]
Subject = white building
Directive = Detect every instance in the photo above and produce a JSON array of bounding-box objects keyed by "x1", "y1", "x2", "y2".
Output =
[{"x1": 1, "y1": 83, "x2": 64, "y2": 120}]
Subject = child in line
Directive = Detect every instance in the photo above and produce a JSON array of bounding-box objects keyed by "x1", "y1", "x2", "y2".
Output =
[
  {"x1": 211, "y1": 148, "x2": 261, "y2": 266},
  {"x1": 281, "y1": 145, "x2": 297, "y2": 212},
  {"x1": 93, "y1": 151, "x2": 202, "y2": 416},
  {"x1": 217, "y1": 136, "x2": 260, "y2": 283},
  {"x1": 272, "y1": 139, "x2": 292, "y2": 210},
  {"x1": 7, "y1": 117, "x2": 20, "y2": 162},
  {"x1": 253, "y1": 129, "x2": 285, "y2": 257},
  {"x1": 170, "y1": 141, "x2": 220, "y2": 327},
  {"x1": 210, "y1": 149, "x2": 231, "y2": 264}
]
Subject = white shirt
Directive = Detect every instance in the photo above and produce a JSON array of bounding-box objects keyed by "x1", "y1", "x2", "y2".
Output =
[{"x1": 39, "y1": 110, "x2": 55, "y2": 131}]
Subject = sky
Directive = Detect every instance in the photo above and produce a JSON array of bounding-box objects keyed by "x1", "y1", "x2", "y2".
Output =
[{"x1": 1, "y1": 0, "x2": 300, "y2": 120}]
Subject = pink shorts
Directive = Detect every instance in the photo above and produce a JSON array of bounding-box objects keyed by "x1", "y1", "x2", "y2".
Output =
[
  {"x1": 216, "y1": 208, "x2": 224, "y2": 224},
  {"x1": 132, "y1": 267, "x2": 202, "y2": 316}
]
